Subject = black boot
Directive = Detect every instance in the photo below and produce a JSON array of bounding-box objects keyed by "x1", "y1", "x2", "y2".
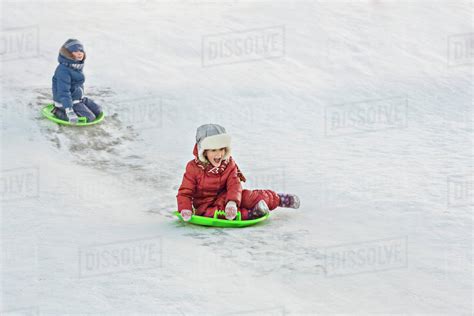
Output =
[{"x1": 52, "y1": 107, "x2": 68, "y2": 121}]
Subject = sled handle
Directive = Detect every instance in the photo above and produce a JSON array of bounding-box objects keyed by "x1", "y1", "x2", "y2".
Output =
[{"x1": 213, "y1": 210, "x2": 241, "y2": 221}]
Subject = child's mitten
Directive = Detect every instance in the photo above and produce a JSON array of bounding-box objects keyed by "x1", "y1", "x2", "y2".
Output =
[
  {"x1": 225, "y1": 201, "x2": 237, "y2": 220},
  {"x1": 180, "y1": 209, "x2": 193, "y2": 221},
  {"x1": 65, "y1": 107, "x2": 78, "y2": 124}
]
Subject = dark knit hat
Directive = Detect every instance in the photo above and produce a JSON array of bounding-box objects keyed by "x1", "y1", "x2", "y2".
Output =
[{"x1": 63, "y1": 39, "x2": 84, "y2": 52}]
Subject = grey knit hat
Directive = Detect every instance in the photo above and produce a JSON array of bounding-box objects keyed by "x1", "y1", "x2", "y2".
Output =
[{"x1": 196, "y1": 124, "x2": 231, "y2": 163}]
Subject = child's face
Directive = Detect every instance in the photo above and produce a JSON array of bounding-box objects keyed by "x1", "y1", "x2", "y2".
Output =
[
  {"x1": 71, "y1": 51, "x2": 84, "y2": 61},
  {"x1": 205, "y1": 148, "x2": 226, "y2": 167}
]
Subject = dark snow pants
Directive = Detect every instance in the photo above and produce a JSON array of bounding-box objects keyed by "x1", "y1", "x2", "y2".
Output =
[{"x1": 54, "y1": 97, "x2": 102, "y2": 122}]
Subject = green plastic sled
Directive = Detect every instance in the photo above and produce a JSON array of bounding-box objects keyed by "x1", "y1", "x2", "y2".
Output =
[
  {"x1": 42, "y1": 103, "x2": 105, "y2": 126},
  {"x1": 174, "y1": 210, "x2": 269, "y2": 228}
]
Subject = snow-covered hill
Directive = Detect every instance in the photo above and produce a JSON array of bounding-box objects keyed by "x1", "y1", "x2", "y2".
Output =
[{"x1": 1, "y1": 1, "x2": 472, "y2": 315}]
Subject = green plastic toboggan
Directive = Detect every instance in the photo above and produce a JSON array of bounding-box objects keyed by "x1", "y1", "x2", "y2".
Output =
[
  {"x1": 42, "y1": 103, "x2": 105, "y2": 126},
  {"x1": 174, "y1": 210, "x2": 269, "y2": 228}
]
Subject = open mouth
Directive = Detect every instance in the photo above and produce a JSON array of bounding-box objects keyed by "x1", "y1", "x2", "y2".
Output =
[{"x1": 213, "y1": 158, "x2": 222, "y2": 165}]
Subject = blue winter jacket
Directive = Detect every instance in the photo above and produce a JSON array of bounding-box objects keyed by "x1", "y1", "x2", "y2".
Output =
[{"x1": 52, "y1": 54, "x2": 85, "y2": 109}]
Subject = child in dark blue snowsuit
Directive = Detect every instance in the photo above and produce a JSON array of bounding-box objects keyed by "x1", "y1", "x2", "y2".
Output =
[{"x1": 52, "y1": 39, "x2": 102, "y2": 123}]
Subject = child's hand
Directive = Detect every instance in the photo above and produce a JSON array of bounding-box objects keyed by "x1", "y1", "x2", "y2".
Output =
[
  {"x1": 65, "y1": 108, "x2": 78, "y2": 124},
  {"x1": 180, "y1": 209, "x2": 193, "y2": 221},
  {"x1": 225, "y1": 201, "x2": 237, "y2": 220}
]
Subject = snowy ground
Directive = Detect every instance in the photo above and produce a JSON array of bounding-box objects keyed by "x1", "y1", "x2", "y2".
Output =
[{"x1": 1, "y1": 0, "x2": 472, "y2": 315}]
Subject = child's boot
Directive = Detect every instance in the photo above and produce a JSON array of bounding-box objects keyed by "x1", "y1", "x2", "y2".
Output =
[
  {"x1": 52, "y1": 107, "x2": 68, "y2": 121},
  {"x1": 277, "y1": 193, "x2": 300, "y2": 209},
  {"x1": 247, "y1": 200, "x2": 269, "y2": 220}
]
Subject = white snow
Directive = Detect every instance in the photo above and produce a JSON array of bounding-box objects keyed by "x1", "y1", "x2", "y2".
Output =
[{"x1": 1, "y1": 0, "x2": 472, "y2": 315}]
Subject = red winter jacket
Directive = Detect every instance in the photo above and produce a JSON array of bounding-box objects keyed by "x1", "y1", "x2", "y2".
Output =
[{"x1": 177, "y1": 144, "x2": 245, "y2": 215}]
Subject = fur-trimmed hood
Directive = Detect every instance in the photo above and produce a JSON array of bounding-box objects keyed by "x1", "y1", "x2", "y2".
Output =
[
  {"x1": 59, "y1": 46, "x2": 86, "y2": 62},
  {"x1": 57, "y1": 39, "x2": 86, "y2": 70}
]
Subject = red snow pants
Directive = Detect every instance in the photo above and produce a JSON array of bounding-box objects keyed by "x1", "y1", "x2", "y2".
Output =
[{"x1": 198, "y1": 189, "x2": 280, "y2": 220}]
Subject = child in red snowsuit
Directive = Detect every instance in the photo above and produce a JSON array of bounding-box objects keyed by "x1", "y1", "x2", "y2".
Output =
[{"x1": 177, "y1": 124, "x2": 300, "y2": 221}]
